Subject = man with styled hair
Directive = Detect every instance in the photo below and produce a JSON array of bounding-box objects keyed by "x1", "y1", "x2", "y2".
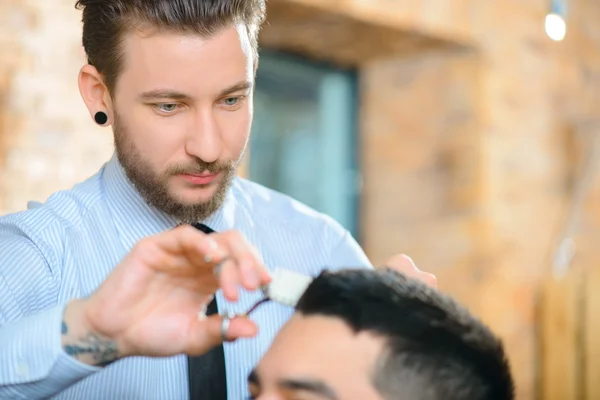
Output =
[{"x1": 0, "y1": 1, "x2": 436, "y2": 399}]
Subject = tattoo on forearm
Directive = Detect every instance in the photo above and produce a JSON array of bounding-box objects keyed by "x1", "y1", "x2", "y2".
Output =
[{"x1": 61, "y1": 321, "x2": 119, "y2": 367}]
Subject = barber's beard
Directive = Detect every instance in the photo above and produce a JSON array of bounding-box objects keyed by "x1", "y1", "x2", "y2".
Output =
[{"x1": 113, "y1": 117, "x2": 239, "y2": 224}]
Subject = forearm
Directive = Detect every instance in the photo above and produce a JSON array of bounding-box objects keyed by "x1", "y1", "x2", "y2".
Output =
[
  {"x1": 61, "y1": 299, "x2": 120, "y2": 367},
  {"x1": 0, "y1": 302, "x2": 101, "y2": 399}
]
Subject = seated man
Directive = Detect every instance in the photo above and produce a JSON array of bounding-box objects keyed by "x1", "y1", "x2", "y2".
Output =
[{"x1": 248, "y1": 268, "x2": 515, "y2": 400}]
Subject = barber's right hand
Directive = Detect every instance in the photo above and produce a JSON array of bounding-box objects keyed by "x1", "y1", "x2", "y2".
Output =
[{"x1": 62, "y1": 224, "x2": 271, "y2": 365}]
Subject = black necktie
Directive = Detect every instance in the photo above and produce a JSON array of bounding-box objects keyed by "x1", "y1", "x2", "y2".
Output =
[{"x1": 187, "y1": 223, "x2": 227, "y2": 400}]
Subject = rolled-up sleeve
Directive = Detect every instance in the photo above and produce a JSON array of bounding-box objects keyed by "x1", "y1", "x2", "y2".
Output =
[{"x1": 0, "y1": 226, "x2": 100, "y2": 399}]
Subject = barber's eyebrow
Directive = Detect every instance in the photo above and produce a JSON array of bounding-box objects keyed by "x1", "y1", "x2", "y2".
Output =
[
  {"x1": 138, "y1": 81, "x2": 252, "y2": 102},
  {"x1": 218, "y1": 80, "x2": 253, "y2": 97},
  {"x1": 279, "y1": 378, "x2": 339, "y2": 399},
  {"x1": 138, "y1": 89, "x2": 192, "y2": 102}
]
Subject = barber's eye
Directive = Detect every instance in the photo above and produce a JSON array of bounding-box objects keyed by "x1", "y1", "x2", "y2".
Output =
[
  {"x1": 223, "y1": 97, "x2": 240, "y2": 106},
  {"x1": 156, "y1": 103, "x2": 178, "y2": 112}
]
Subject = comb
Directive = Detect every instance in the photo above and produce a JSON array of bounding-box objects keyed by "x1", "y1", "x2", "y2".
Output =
[{"x1": 261, "y1": 268, "x2": 314, "y2": 307}]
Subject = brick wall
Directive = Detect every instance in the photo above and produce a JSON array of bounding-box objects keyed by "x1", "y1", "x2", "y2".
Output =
[
  {"x1": 0, "y1": 0, "x2": 113, "y2": 214},
  {"x1": 3, "y1": 0, "x2": 600, "y2": 398},
  {"x1": 261, "y1": 1, "x2": 600, "y2": 398}
]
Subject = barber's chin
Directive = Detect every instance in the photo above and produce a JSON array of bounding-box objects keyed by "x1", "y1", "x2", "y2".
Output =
[{"x1": 173, "y1": 183, "x2": 219, "y2": 204}]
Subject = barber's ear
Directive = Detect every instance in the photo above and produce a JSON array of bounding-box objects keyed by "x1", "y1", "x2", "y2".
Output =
[{"x1": 78, "y1": 64, "x2": 113, "y2": 126}]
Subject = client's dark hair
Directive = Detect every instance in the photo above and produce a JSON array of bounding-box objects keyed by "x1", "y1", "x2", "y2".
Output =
[
  {"x1": 75, "y1": 0, "x2": 266, "y2": 95},
  {"x1": 295, "y1": 268, "x2": 515, "y2": 400}
]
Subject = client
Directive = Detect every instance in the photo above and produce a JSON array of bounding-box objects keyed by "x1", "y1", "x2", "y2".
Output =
[{"x1": 248, "y1": 268, "x2": 515, "y2": 400}]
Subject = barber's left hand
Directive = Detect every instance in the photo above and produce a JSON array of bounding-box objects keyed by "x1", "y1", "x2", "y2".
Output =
[{"x1": 383, "y1": 254, "x2": 437, "y2": 289}]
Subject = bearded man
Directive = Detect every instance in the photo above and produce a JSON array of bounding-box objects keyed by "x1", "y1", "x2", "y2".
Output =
[{"x1": 0, "y1": 1, "x2": 436, "y2": 399}]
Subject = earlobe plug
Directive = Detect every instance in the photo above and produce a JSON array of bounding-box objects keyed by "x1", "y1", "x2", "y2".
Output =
[{"x1": 94, "y1": 111, "x2": 108, "y2": 125}]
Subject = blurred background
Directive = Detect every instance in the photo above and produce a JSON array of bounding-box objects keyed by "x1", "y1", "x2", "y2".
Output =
[{"x1": 1, "y1": 0, "x2": 599, "y2": 398}]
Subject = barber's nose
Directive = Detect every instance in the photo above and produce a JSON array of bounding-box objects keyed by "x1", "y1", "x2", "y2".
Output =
[{"x1": 185, "y1": 109, "x2": 223, "y2": 163}]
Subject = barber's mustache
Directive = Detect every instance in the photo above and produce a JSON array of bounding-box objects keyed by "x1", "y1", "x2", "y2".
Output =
[{"x1": 166, "y1": 160, "x2": 236, "y2": 175}]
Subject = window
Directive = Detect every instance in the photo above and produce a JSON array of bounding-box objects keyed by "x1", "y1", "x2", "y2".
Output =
[{"x1": 250, "y1": 51, "x2": 360, "y2": 237}]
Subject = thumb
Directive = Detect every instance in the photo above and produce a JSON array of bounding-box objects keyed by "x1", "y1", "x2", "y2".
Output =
[{"x1": 186, "y1": 314, "x2": 259, "y2": 356}]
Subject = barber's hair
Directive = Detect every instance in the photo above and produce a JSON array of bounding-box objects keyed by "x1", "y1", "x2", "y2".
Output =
[
  {"x1": 74, "y1": 0, "x2": 266, "y2": 94},
  {"x1": 295, "y1": 268, "x2": 515, "y2": 400}
]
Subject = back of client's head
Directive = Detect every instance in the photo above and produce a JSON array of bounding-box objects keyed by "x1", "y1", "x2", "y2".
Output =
[{"x1": 250, "y1": 268, "x2": 514, "y2": 400}]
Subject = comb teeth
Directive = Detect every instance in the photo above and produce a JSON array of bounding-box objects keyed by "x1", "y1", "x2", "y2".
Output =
[{"x1": 264, "y1": 268, "x2": 313, "y2": 308}]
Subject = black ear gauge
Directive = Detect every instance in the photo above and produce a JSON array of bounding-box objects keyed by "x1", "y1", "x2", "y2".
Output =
[{"x1": 94, "y1": 111, "x2": 108, "y2": 125}]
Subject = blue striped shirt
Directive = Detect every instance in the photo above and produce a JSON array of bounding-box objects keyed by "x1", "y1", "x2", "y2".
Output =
[{"x1": 0, "y1": 154, "x2": 372, "y2": 399}]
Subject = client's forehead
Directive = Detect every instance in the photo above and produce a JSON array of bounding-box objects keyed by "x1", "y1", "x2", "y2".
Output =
[
  {"x1": 270, "y1": 314, "x2": 382, "y2": 360},
  {"x1": 253, "y1": 314, "x2": 384, "y2": 399}
]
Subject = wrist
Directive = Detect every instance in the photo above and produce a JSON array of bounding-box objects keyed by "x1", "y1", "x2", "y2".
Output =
[{"x1": 62, "y1": 298, "x2": 121, "y2": 367}]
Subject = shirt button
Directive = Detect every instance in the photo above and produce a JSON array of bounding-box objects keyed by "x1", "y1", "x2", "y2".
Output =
[{"x1": 16, "y1": 362, "x2": 29, "y2": 378}]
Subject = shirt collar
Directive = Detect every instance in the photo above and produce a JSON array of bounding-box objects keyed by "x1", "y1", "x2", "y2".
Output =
[{"x1": 102, "y1": 153, "x2": 237, "y2": 250}]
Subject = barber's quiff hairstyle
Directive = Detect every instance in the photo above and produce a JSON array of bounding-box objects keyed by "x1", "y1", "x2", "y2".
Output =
[
  {"x1": 296, "y1": 268, "x2": 515, "y2": 400},
  {"x1": 74, "y1": 0, "x2": 267, "y2": 95}
]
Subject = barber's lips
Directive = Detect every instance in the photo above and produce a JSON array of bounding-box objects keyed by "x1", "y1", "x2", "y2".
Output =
[{"x1": 180, "y1": 172, "x2": 219, "y2": 185}]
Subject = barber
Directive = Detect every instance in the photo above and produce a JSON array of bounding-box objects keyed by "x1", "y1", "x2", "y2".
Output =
[{"x1": 0, "y1": 0, "x2": 436, "y2": 399}]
